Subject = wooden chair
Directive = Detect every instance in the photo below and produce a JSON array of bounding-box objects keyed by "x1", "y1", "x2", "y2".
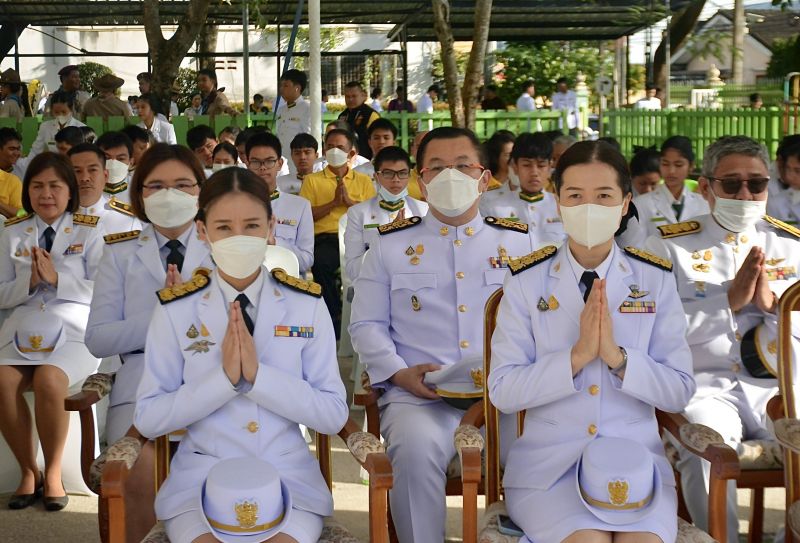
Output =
[
  {"x1": 101, "y1": 416, "x2": 393, "y2": 543},
  {"x1": 462, "y1": 287, "x2": 729, "y2": 542}
]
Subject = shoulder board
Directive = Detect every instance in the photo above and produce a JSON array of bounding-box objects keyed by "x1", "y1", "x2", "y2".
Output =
[
  {"x1": 73, "y1": 213, "x2": 100, "y2": 227},
  {"x1": 108, "y1": 199, "x2": 134, "y2": 216},
  {"x1": 484, "y1": 216, "x2": 529, "y2": 234},
  {"x1": 657, "y1": 220, "x2": 701, "y2": 238},
  {"x1": 508, "y1": 245, "x2": 558, "y2": 276},
  {"x1": 624, "y1": 246, "x2": 673, "y2": 272},
  {"x1": 764, "y1": 215, "x2": 800, "y2": 238},
  {"x1": 378, "y1": 216, "x2": 421, "y2": 235},
  {"x1": 103, "y1": 230, "x2": 141, "y2": 245},
  {"x1": 156, "y1": 268, "x2": 211, "y2": 305},
  {"x1": 4, "y1": 213, "x2": 32, "y2": 227},
  {"x1": 104, "y1": 181, "x2": 128, "y2": 195},
  {"x1": 271, "y1": 268, "x2": 322, "y2": 298}
]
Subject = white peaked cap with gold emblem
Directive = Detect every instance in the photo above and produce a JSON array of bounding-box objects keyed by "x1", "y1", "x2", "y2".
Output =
[
  {"x1": 423, "y1": 355, "x2": 484, "y2": 410},
  {"x1": 199, "y1": 457, "x2": 292, "y2": 543},
  {"x1": 14, "y1": 311, "x2": 66, "y2": 361},
  {"x1": 576, "y1": 437, "x2": 663, "y2": 525}
]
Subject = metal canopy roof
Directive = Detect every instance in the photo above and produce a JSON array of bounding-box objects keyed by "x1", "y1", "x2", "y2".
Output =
[{"x1": 0, "y1": 0, "x2": 681, "y2": 41}]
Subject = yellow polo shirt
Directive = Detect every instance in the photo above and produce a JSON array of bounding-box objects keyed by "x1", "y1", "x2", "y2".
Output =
[
  {"x1": 300, "y1": 167, "x2": 376, "y2": 235},
  {"x1": 408, "y1": 170, "x2": 424, "y2": 201},
  {"x1": 0, "y1": 170, "x2": 23, "y2": 212}
]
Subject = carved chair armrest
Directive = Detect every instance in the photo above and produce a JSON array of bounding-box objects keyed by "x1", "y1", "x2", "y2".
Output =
[
  {"x1": 774, "y1": 418, "x2": 800, "y2": 455},
  {"x1": 65, "y1": 372, "x2": 114, "y2": 411},
  {"x1": 101, "y1": 435, "x2": 146, "y2": 500},
  {"x1": 454, "y1": 423, "x2": 484, "y2": 486},
  {"x1": 338, "y1": 419, "x2": 392, "y2": 492},
  {"x1": 657, "y1": 410, "x2": 740, "y2": 479}
]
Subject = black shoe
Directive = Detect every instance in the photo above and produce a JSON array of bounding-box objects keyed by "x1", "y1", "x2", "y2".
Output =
[
  {"x1": 8, "y1": 471, "x2": 43, "y2": 510},
  {"x1": 43, "y1": 481, "x2": 68, "y2": 511}
]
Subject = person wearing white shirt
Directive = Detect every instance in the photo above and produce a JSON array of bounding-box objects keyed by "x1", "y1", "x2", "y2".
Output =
[
  {"x1": 767, "y1": 135, "x2": 800, "y2": 225},
  {"x1": 30, "y1": 93, "x2": 86, "y2": 157},
  {"x1": 550, "y1": 77, "x2": 580, "y2": 133},
  {"x1": 370, "y1": 87, "x2": 384, "y2": 113},
  {"x1": 635, "y1": 85, "x2": 662, "y2": 111},
  {"x1": 136, "y1": 95, "x2": 177, "y2": 145},
  {"x1": 276, "y1": 70, "x2": 313, "y2": 176},
  {"x1": 277, "y1": 133, "x2": 319, "y2": 196},
  {"x1": 515, "y1": 80, "x2": 537, "y2": 112},
  {"x1": 417, "y1": 85, "x2": 439, "y2": 132}
]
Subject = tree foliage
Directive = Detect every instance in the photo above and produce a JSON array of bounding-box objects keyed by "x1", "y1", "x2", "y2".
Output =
[
  {"x1": 767, "y1": 36, "x2": 800, "y2": 77},
  {"x1": 77, "y1": 62, "x2": 113, "y2": 95},
  {"x1": 495, "y1": 41, "x2": 614, "y2": 107},
  {"x1": 173, "y1": 67, "x2": 199, "y2": 111}
]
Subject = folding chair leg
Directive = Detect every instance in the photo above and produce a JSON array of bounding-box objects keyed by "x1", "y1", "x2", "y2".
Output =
[{"x1": 748, "y1": 488, "x2": 764, "y2": 543}]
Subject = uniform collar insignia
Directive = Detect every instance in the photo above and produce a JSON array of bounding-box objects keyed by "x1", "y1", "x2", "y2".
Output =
[{"x1": 519, "y1": 191, "x2": 544, "y2": 203}]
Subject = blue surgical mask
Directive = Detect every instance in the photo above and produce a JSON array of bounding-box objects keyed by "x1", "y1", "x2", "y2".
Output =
[{"x1": 377, "y1": 185, "x2": 408, "y2": 203}]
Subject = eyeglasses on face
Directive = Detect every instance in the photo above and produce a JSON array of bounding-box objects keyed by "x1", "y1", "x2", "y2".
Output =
[
  {"x1": 376, "y1": 168, "x2": 411, "y2": 181},
  {"x1": 249, "y1": 158, "x2": 279, "y2": 170},
  {"x1": 418, "y1": 163, "x2": 486, "y2": 181},
  {"x1": 707, "y1": 176, "x2": 769, "y2": 195}
]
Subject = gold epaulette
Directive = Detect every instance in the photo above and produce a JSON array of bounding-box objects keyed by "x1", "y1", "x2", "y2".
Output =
[
  {"x1": 484, "y1": 216, "x2": 529, "y2": 234},
  {"x1": 764, "y1": 215, "x2": 800, "y2": 238},
  {"x1": 4, "y1": 213, "x2": 32, "y2": 227},
  {"x1": 508, "y1": 245, "x2": 557, "y2": 276},
  {"x1": 156, "y1": 268, "x2": 211, "y2": 305},
  {"x1": 272, "y1": 268, "x2": 322, "y2": 298},
  {"x1": 104, "y1": 181, "x2": 128, "y2": 195},
  {"x1": 108, "y1": 199, "x2": 134, "y2": 216},
  {"x1": 73, "y1": 213, "x2": 100, "y2": 227},
  {"x1": 624, "y1": 246, "x2": 673, "y2": 272},
  {"x1": 378, "y1": 216, "x2": 421, "y2": 235},
  {"x1": 657, "y1": 220, "x2": 701, "y2": 238},
  {"x1": 103, "y1": 230, "x2": 141, "y2": 244}
]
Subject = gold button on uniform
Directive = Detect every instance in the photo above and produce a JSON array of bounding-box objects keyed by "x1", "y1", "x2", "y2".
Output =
[
  {"x1": 460, "y1": 340, "x2": 470, "y2": 348},
  {"x1": 588, "y1": 424, "x2": 597, "y2": 435},
  {"x1": 247, "y1": 421, "x2": 260, "y2": 433},
  {"x1": 456, "y1": 272, "x2": 465, "y2": 279},
  {"x1": 589, "y1": 385, "x2": 600, "y2": 396},
  {"x1": 454, "y1": 240, "x2": 463, "y2": 247},
  {"x1": 458, "y1": 304, "x2": 467, "y2": 312}
]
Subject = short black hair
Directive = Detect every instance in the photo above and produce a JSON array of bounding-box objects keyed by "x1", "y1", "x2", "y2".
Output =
[
  {"x1": 54, "y1": 126, "x2": 85, "y2": 146},
  {"x1": 373, "y1": 146, "x2": 412, "y2": 171},
  {"x1": 511, "y1": 132, "x2": 553, "y2": 161},
  {"x1": 246, "y1": 132, "x2": 282, "y2": 159},
  {"x1": 326, "y1": 119, "x2": 350, "y2": 132},
  {"x1": 344, "y1": 81, "x2": 365, "y2": 91},
  {"x1": 325, "y1": 128, "x2": 357, "y2": 150},
  {"x1": 68, "y1": 142, "x2": 106, "y2": 167},
  {"x1": 50, "y1": 90, "x2": 76, "y2": 110},
  {"x1": 0, "y1": 127, "x2": 22, "y2": 147},
  {"x1": 777, "y1": 135, "x2": 800, "y2": 162},
  {"x1": 370, "y1": 87, "x2": 382, "y2": 100},
  {"x1": 199, "y1": 166, "x2": 272, "y2": 222},
  {"x1": 234, "y1": 126, "x2": 267, "y2": 148},
  {"x1": 484, "y1": 131, "x2": 515, "y2": 175},
  {"x1": 213, "y1": 141, "x2": 239, "y2": 162},
  {"x1": 137, "y1": 93, "x2": 164, "y2": 116},
  {"x1": 553, "y1": 140, "x2": 631, "y2": 195},
  {"x1": 556, "y1": 77, "x2": 568, "y2": 86},
  {"x1": 219, "y1": 125, "x2": 241, "y2": 139},
  {"x1": 521, "y1": 80, "x2": 535, "y2": 92},
  {"x1": 253, "y1": 93, "x2": 264, "y2": 101},
  {"x1": 120, "y1": 124, "x2": 151, "y2": 145},
  {"x1": 290, "y1": 133, "x2": 318, "y2": 152},
  {"x1": 186, "y1": 124, "x2": 217, "y2": 151},
  {"x1": 197, "y1": 68, "x2": 218, "y2": 86},
  {"x1": 321, "y1": 89, "x2": 329, "y2": 98},
  {"x1": 597, "y1": 136, "x2": 621, "y2": 153},
  {"x1": 416, "y1": 127, "x2": 484, "y2": 170},
  {"x1": 22, "y1": 152, "x2": 80, "y2": 215},
  {"x1": 96, "y1": 131, "x2": 134, "y2": 156},
  {"x1": 661, "y1": 135, "x2": 695, "y2": 163},
  {"x1": 280, "y1": 69, "x2": 308, "y2": 92},
  {"x1": 630, "y1": 148, "x2": 661, "y2": 177},
  {"x1": 427, "y1": 84, "x2": 440, "y2": 94},
  {"x1": 367, "y1": 118, "x2": 398, "y2": 139},
  {"x1": 80, "y1": 126, "x2": 96, "y2": 144},
  {"x1": 750, "y1": 92, "x2": 762, "y2": 102}
]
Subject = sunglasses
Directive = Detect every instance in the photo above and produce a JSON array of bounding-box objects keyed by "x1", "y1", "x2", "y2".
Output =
[{"x1": 708, "y1": 176, "x2": 769, "y2": 195}]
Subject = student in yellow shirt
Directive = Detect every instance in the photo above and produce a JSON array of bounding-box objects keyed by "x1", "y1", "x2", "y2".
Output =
[
  {"x1": 300, "y1": 129, "x2": 376, "y2": 336},
  {"x1": 0, "y1": 128, "x2": 23, "y2": 218}
]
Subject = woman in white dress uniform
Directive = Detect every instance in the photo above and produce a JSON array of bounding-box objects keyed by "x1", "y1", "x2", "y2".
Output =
[
  {"x1": 134, "y1": 167, "x2": 349, "y2": 543},
  {"x1": 488, "y1": 141, "x2": 696, "y2": 543},
  {"x1": 0, "y1": 152, "x2": 104, "y2": 511},
  {"x1": 137, "y1": 95, "x2": 177, "y2": 145},
  {"x1": 29, "y1": 92, "x2": 86, "y2": 157}
]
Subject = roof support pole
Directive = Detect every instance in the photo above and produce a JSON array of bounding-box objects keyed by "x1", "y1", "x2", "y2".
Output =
[
  {"x1": 309, "y1": 0, "x2": 322, "y2": 144},
  {"x1": 243, "y1": 1, "x2": 251, "y2": 126}
]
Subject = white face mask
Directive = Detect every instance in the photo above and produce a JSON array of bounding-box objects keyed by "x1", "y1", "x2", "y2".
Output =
[
  {"x1": 143, "y1": 188, "x2": 199, "y2": 229},
  {"x1": 710, "y1": 191, "x2": 766, "y2": 232},
  {"x1": 55, "y1": 114, "x2": 71, "y2": 126},
  {"x1": 210, "y1": 235, "x2": 268, "y2": 279},
  {"x1": 212, "y1": 163, "x2": 230, "y2": 172},
  {"x1": 424, "y1": 168, "x2": 481, "y2": 217},
  {"x1": 106, "y1": 159, "x2": 129, "y2": 184},
  {"x1": 377, "y1": 185, "x2": 408, "y2": 203},
  {"x1": 325, "y1": 148, "x2": 349, "y2": 168},
  {"x1": 559, "y1": 203, "x2": 623, "y2": 249}
]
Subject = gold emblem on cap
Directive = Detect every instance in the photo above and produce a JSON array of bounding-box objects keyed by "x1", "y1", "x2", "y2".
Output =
[
  {"x1": 768, "y1": 339, "x2": 777, "y2": 355},
  {"x1": 411, "y1": 295, "x2": 421, "y2": 311},
  {"x1": 608, "y1": 480, "x2": 629, "y2": 506},
  {"x1": 29, "y1": 335, "x2": 43, "y2": 350},
  {"x1": 186, "y1": 324, "x2": 199, "y2": 338},
  {"x1": 470, "y1": 368, "x2": 484, "y2": 388},
  {"x1": 235, "y1": 501, "x2": 259, "y2": 528}
]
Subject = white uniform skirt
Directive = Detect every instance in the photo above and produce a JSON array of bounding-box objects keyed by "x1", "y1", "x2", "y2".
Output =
[
  {"x1": 505, "y1": 465, "x2": 678, "y2": 543},
  {"x1": 165, "y1": 507, "x2": 324, "y2": 543},
  {"x1": 0, "y1": 341, "x2": 100, "y2": 387}
]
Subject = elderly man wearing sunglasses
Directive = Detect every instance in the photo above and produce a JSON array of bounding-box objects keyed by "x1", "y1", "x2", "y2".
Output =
[{"x1": 645, "y1": 135, "x2": 800, "y2": 543}]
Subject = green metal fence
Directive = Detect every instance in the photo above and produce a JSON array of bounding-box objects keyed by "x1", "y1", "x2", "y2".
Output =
[{"x1": 670, "y1": 81, "x2": 784, "y2": 109}]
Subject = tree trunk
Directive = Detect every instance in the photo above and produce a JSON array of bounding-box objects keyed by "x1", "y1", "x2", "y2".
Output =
[
  {"x1": 461, "y1": 0, "x2": 493, "y2": 130},
  {"x1": 731, "y1": 0, "x2": 745, "y2": 84},
  {"x1": 652, "y1": 0, "x2": 706, "y2": 90},
  {"x1": 197, "y1": 24, "x2": 219, "y2": 71},
  {"x1": 431, "y1": 0, "x2": 465, "y2": 127},
  {"x1": 142, "y1": 0, "x2": 212, "y2": 110}
]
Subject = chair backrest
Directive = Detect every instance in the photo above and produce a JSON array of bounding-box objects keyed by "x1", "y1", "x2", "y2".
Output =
[
  {"x1": 778, "y1": 279, "x2": 800, "y2": 506},
  {"x1": 264, "y1": 245, "x2": 300, "y2": 277}
]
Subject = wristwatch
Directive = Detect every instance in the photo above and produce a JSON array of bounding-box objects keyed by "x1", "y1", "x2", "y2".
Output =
[{"x1": 611, "y1": 347, "x2": 627, "y2": 377}]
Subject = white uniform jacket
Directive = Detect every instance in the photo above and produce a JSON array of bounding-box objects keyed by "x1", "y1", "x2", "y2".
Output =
[
  {"x1": 766, "y1": 177, "x2": 800, "y2": 226},
  {"x1": 478, "y1": 180, "x2": 517, "y2": 217},
  {"x1": 30, "y1": 117, "x2": 87, "y2": 156},
  {"x1": 139, "y1": 118, "x2": 177, "y2": 145},
  {"x1": 645, "y1": 214, "x2": 800, "y2": 422},
  {"x1": 349, "y1": 213, "x2": 535, "y2": 406},
  {"x1": 0, "y1": 212, "x2": 103, "y2": 346},
  {"x1": 276, "y1": 98, "x2": 311, "y2": 174},
  {"x1": 488, "y1": 243, "x2": 695, "y2": 492},
  {"x1": 271, "y1": 191, "x2": 314, "y2": 272},
  {"x1": 86, "y1": 223, "x2": 213, "y2": 410},
  {"x1": 134, "y1": 269, "x2": 348, "y2": 521},
  {"x1": 344, "y1": 196, "x2": 428, "y2": 283},
  {"x1": 79, "y1": 194, "x2": 142, "y2": 236},
  {"x1": 276, "y1": 173, "x2": 304, "y2": 196},
  {"x1": 620, "y1": 184, "x2": 709, "y2": 248},
  {"x1": 480, "y1": 190, "x2": 565, "y2": 247}
]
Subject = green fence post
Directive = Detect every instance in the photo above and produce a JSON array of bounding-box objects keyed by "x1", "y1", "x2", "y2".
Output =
[{"x1": 172, "y1": 116, "x2": 190, "y2": 147}]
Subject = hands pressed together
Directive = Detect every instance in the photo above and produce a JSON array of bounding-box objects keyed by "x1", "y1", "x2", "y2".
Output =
[
  {"x1": 728, "y1": 246, "x2": 777, "y2": 314},
  {"x1": 333, "y1": 181, "x2": 356, "y2": 208},
  {"x1": 29, "y1": 247, "x2": 58, "y2": 290},
  {"x1": 222, "y1": 300, "x2": 259, "y2": 387},
  {"x1": 571, "y1": 278, "x2": 625, "y2": 376}
]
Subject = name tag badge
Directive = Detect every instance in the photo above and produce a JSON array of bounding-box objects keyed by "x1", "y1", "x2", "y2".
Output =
[
  {"x1": 64, "y1": 244, "x2": 83, "y2": 255},
  {"x1": 619, "y1": 301, "x2": 656, "y2": 313},
  {"x1": 276, "y1": 218, "x2": 298, "y2": 226},
  {"x1": 274, "y1": 325, "x2": 314, "y2": 338}
]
